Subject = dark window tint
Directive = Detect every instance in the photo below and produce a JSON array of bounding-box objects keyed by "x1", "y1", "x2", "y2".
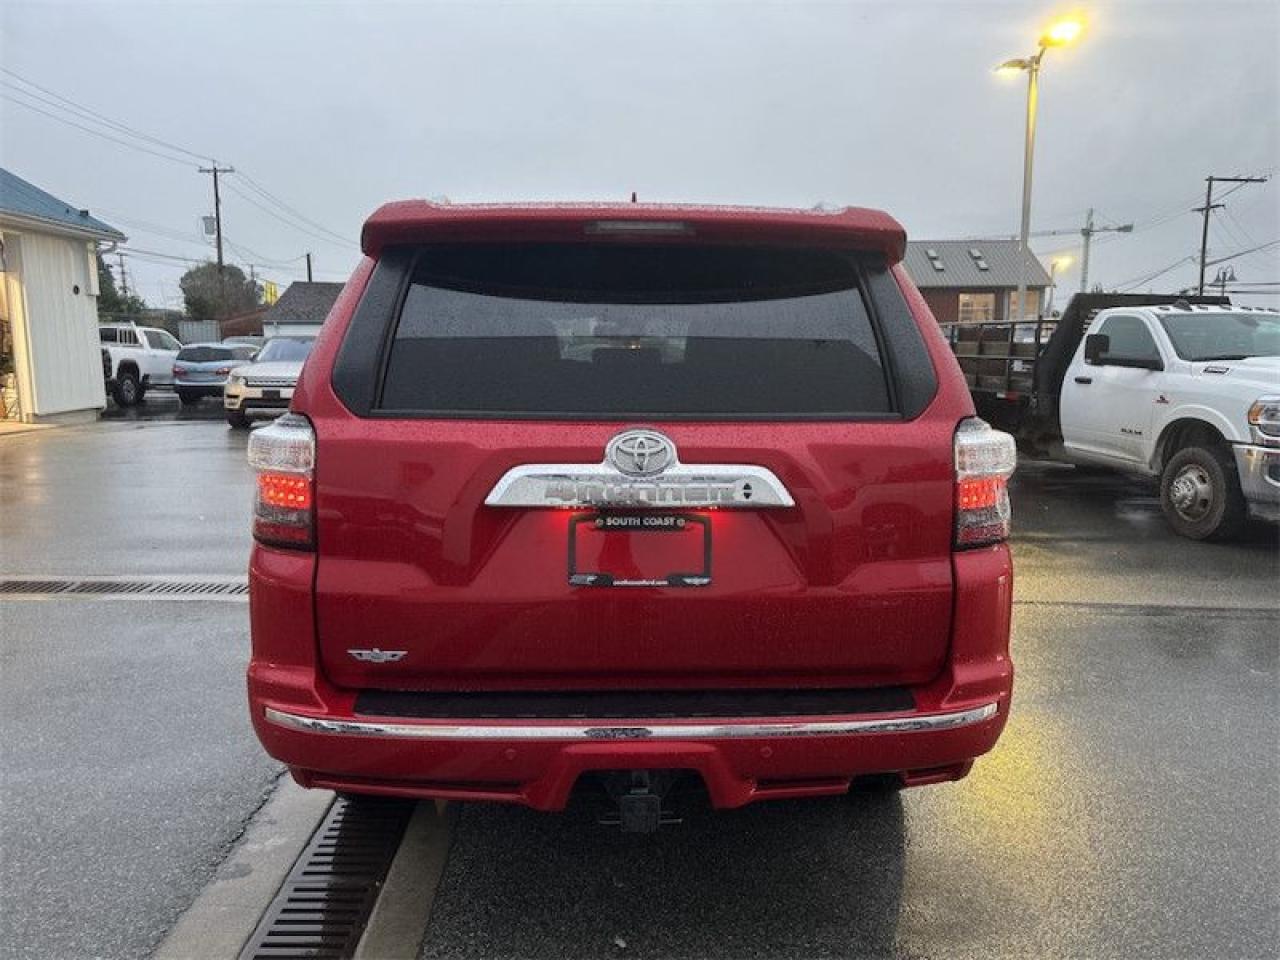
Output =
[
  {"x1": 176, "y1": 346, "x2": 235, "y2": 363},
  {"x1": 1096, "y1": 315, "x2": 1159, "y2": 362},
  {"x1": 99, "y1": 328, "x2": 117, "y2": 343},
  {"x1": 380, "y1": 245, "x2": 891, "y2": 418}
]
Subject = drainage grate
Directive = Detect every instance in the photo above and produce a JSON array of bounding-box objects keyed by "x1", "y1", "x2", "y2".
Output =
[
  {"x1": 239, "y1": 796, "x2": 415, "y2": 960},
  {"x1": 0, "y1": 579, "x2": 74, "y2": 595},
  {"x1": 0, "y1": 577, "x2": 248, "y2": 599}
]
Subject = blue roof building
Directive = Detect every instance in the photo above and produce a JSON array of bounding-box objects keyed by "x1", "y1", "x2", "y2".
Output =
[{"x1": 0, "y1": 167, "x2": 125, "y2": 242}]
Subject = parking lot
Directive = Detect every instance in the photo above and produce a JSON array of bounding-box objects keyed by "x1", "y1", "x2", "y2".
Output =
[{"x1": 1, "y1": 400, "x2": 1277, "y2": 960}]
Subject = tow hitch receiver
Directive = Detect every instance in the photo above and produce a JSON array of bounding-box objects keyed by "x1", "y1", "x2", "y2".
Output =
[{"x1": 598, "y1": 770, "x2": 684, "y2": 833}]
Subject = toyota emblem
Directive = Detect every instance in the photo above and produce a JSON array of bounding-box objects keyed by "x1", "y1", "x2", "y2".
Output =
[{"x1": 605, "y1": 429, "x2": 676, "y2": 476}]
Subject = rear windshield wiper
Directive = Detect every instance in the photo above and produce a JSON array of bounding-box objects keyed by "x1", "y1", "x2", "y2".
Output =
[{"x1": 1197, "y1": 354, "x2": 1249, "y2": 361}]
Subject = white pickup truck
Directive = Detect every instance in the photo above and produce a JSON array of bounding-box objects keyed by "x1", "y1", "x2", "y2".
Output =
[
  {"x1": 947, "y1": 295, "x2": 1280, "y2": 541},
  {"x1": 98, "y1": 323, "x2": 182, "y2": 406}
]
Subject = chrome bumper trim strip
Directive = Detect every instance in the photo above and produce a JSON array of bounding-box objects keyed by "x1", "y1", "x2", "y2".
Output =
[{"x1": 264, "y1": 702, "x2": 998, "y2": 741}]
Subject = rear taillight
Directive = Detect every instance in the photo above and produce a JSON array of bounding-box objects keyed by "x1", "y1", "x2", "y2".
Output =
[
  {"x1": 215, "y1": 366, "x2": 232, "y2": 375},
  {"x1": 954, "y1": 417, "x2": 1017, "y2": 548},
  {"x1": 172, "y1": 366, "x2": 182, "y2": 377},
  {"x1": 247, "y1": 414, "x2": 315, "y2": 550}
]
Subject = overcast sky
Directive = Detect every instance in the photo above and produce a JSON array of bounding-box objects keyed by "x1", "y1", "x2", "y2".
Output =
[{"x1": 2, "y1": 0, "x2": 1276, "y2": 310}]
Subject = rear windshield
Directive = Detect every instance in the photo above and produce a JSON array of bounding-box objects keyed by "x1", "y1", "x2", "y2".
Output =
[
  {"x1": 379, "y1": 245, "x2": 891, "y2": 418},
  {"x1": 256, "y1": 338, "x2": 315, "y2": 363},
  {"x1": 176, "y1": 345, "x2": 234, "y2": 362}
]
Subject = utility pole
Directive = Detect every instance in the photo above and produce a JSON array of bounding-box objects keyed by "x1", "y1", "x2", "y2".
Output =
[
  {"x1": 116, "y1": 250, "x2": 129, "y2": 298},
  {"x1": 1214, "y1": 266, "x2": 1236, "y2": 299},
  {"x1": 305, "y1": 252, "x2": 313, "y2": 282},
  {"x1": 1078, "y1": 208, "x2": 1133, "y2": 295},
  {"x1": 198, "y1": 164, "x2": 235, "y2": 274},
  {"x1": 1196, "y1": 175, "x2": 1268, "y2": 294}
]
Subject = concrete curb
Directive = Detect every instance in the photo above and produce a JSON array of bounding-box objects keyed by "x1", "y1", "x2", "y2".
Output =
[
  {"x1": 354, "y1": 801, "x2": 457, "y2": 960},
  {"x1": 153, "y1": 779, "x2": 333, "y2": 960}
]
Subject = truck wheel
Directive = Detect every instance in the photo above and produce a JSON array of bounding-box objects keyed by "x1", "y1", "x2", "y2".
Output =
[
  {"x1": 112, "y1": 370, "x2": 140, "y2": 407},
  {"x1": 178, "y1": 390, "x2": 201, "y2": 406},
  {"x1": 1160, "y1": 445, "x2": 1247, "y2": 541},
  {"x1": 226, "y1": 410, "x2": 251, "y2": 430}
]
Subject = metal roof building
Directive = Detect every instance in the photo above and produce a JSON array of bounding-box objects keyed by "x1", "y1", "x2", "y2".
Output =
[
  {"x1": 903, "y1": 239, "x2": 1053, "y2": 324},
  {"x1": 260, "y1": 282, "x2": 345, "y2": 337}
]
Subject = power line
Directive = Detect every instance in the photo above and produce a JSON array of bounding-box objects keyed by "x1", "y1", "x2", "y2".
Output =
[
  {"x1": 94, "y1": 210, "x2": 211, "y2": 249},
  {"x1": 232, "y1": 171, "x2": 355, "y2": 246},
  {"x1": 122, "y1": 247, "x2": 209, "y2": 264},
  {"x1": 0, "y1": 91, "x2": 200, "y2": 167},
  {"x1": 223, "y1": 181, "x2": 355, "y2": 249},
  {"x1": 224, "y1": 239, "x2": 309, "y2": 269},
  {"x1": 4, "y1": 67, "x2": 355, "y2": 253},
  {"x1": 1115, "y1": 255, "x2": 1198, "y2": 292},
  {"x1": 1205, "y1": 239, "x2": 1279, "y2": 268},
  {"x1": 0, "y1": 69, "x2": 216, "y2": 163},
  {"x1": 1196, "y1": 175, "x2": 1270, "y2": 293}
]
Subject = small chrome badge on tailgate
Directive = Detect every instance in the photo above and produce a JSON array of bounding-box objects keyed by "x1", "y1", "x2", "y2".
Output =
[
  {"x1": 347, "y1": 648, "x2": 408, "y2": 664},
  {"x1": 485, "y1": 429, "x2": 794, "y2": 509}
]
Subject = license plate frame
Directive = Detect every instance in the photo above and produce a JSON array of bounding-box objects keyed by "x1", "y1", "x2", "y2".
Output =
[{"x1": 568, "y1": 513, "x2": 711, "y2": 588}]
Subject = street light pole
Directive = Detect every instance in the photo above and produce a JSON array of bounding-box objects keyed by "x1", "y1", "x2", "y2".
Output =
[
  {"x1": 997, "y1": 17, "x2": 1083, "y2": 321},
  {"x1": 1014, "y1": 50, "x2": 1042, "y2": 322}
]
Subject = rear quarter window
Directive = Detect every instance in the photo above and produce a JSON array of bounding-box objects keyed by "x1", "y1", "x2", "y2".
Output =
[{"x1": 375, "y1": 245, "x2": 895, "y2": 419}]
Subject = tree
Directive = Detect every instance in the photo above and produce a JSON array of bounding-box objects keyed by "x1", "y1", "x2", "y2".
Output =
[
  {"x1": 96, "y1": 253, "x2": 146, "y2": 318},
  {"x1": 179, "y1": 262, "x2": 261, "y2": 322}
]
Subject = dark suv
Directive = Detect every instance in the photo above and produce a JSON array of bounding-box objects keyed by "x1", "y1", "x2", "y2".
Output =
[{"x1": 246, "y1": 202, "x2": 1016, "y2": 831}]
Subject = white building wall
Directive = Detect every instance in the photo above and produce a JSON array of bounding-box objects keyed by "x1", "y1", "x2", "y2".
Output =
[{"x1": 7, "y1": 230, "x2": 106, "y2": 419}]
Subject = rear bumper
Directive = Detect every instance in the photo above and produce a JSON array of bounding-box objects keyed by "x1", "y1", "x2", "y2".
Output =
[
  {"x1": 247, "y1": 544, "x2": 1014, "y2": 811},
  {"x1": 174, "y1": 380, "x2": 226, "y2": 396},
  {"x1": 257, "y1": 701, "x2": 1003, "y2": 809},
  {"x1": 1233, "y1": 442, "x2": 1280, "y2": 522}
]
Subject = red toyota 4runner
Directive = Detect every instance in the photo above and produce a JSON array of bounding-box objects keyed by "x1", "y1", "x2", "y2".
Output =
[{"x1": 246, "y1": 202, "x2": 1016, "y2": 831}]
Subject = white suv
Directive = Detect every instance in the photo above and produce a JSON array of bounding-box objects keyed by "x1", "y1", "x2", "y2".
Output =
[{"x1": 223, "y1": 336, "x2": 315, "y2": 429}]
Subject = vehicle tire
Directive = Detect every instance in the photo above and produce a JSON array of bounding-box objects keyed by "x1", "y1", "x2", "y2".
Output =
[
  {"x1": 226, "y1": 409, "x2": 251, "y2": 429},
  {"x1": 178, "y1": 390, "x2": 201, "y2": 406},
  {"x1": 112, "y1": 369, "x2": 141, "y2": 407},
  {"x1": 1160, "y1": 444, "x2": 1247, "y2": 541}
]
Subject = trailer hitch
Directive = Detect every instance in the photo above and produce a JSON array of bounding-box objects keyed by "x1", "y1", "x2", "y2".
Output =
[{"x1": 597, "y1": 770, "x2": 684, "y2": 833}]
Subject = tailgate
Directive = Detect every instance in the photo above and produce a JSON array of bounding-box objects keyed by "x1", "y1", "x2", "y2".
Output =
[{"x1": 311, "y1": 240, "x2": 952, "y2": 692}]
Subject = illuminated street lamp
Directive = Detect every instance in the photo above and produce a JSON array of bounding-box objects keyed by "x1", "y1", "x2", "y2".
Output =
[{"x1": 996, "y1": 16, "x2": 1085, "y2": 319}]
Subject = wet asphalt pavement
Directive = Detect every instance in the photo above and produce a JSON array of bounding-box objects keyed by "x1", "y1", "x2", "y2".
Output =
[{"x1": 0, "y1": 396, "x2": 1277, "y2": 959}]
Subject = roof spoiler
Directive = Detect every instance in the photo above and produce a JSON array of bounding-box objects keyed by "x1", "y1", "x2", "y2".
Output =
[{"x1": 360, "y1": 201, "x2": 907, "y2": 264}]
